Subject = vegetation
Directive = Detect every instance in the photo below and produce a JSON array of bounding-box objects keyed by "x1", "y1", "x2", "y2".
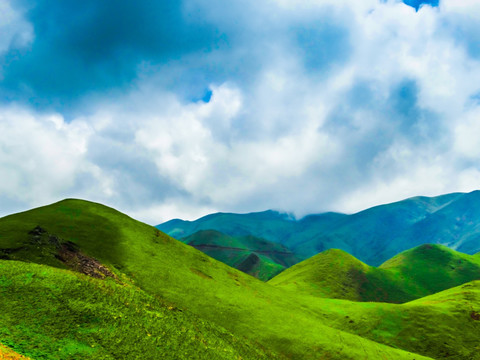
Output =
[
  {"x1": 1, "y1": 199, "x2": 479, "y2": 359},
  {"x1": 0, "y1": 260, "x2": 279, "y2": 359},
  {"x1": 180, "y1": 230, "x2": 300, "y2": 280}
]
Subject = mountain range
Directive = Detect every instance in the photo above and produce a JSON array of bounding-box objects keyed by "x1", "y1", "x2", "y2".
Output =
[
  {"x1": 157, "y1": 191, "x2": 480, "y2": 273},
  {"x1": 0, "y1": 197, "x2": 479, "y2": 359}
]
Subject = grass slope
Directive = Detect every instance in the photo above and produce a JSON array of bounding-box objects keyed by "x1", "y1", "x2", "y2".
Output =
[
  {"x1": 269, "y1": 244, "x2": 480, "y2": 303},
  {"x1": 180, "y1": 230, "x2": 300, "y2": 280},
  {"x1": 296, "y1": 280, "x2": 480, "y2": 360},
  {"x1": 0, "y1": 260, "x2": 278, "y2": 360},
  {"x1": 0, "y1": 199, "x2": 429, "y2": 360}
]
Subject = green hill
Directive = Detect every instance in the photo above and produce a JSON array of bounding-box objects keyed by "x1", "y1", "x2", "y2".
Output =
[
  {"x1": 269, "y1": 244, "x2": 480, "y2": 303},
  {"x1": 0, "y1": 199, "x2": 430, "y2": 360},
  {"x1": 180, "y1": 230, "x2": 301, "y2": 280}
]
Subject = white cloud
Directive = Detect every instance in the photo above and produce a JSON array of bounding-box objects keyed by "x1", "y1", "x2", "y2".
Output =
[
  {"x1": 0, "y1": 105, "x2": 111, "y2": 209},
  {"x1": 3, "y1": 0, "x2": 480, "y2": 223}
]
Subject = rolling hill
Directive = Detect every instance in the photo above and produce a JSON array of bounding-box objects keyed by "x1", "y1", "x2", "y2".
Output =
[
  {"x1": 180, "y1": 230, "x2": 301, "y2": 280},
  {"x1": 157, "y1": 191, "x2": 480, "y2": 266},
  {"x1": 0, "y1": 199, "x2": 432, "y2": 360},
  {"x1": 268, "y1": 244, "x2": 480, "y2": 303}
]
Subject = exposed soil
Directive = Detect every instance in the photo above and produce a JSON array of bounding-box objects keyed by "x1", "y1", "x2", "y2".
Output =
[
  {"x1": 55, "y1": 241, "x2": 116, "y2": 279},
  {"x1": 470, "y1": 311, "x2": 480, "y2": 321},
  {"x1": 0, "y1": 344, "x2": 29, "y2": 360},
  {"x1": 2, "y1": 226, "x2": 116, "y2": 280}
]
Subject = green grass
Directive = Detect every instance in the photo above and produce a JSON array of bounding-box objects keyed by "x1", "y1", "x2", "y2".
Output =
[
  {"x1": 299, "y1": 280, "x2": 480, "y2": 360},
  {"x1": 0, "y1": 200, "x2": 478, "y2": 360},
  {"x1": 269, "y1": 244, "x2": 480, "y2": 303},
  {"x1": 0, "y1": 260, "x2": 279, "y2": 360}
]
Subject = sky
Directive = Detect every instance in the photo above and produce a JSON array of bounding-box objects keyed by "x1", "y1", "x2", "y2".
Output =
[{"x1": 1, "y1": 0, "x2": 480, "y2": 224}]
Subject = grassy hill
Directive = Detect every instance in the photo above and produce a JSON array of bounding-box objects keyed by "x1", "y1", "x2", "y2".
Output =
[
  {"x1": 158, "y1": 191, "x2": 480, "y2": 266},
  {"x1": 180, "y1": 230, "x2": 301, "y2": 280},
  {"x1": 0, "y1": 199, "x2": 431, "y2": 360},
  {"x1": 269, "y1": 244, "x2": 480, "y2": 303}
]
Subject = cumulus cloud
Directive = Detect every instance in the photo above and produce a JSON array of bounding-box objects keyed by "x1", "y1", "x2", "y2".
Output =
[
  {"x1": 1, "y1": 0, "x2": 480, "y2": 223},
  {"x1": 0, "y1": 105, "x2": 110, "y2": 210}
]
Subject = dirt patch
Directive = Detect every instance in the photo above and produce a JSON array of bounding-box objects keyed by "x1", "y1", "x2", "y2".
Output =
[
  {"x1": 56, "y1": 241, "x2": 116, "y2": 279},
  {"x1": 470, "y1": 311, "x2": 480, "y2": 321},
  {"x1": 26, "y1": 226, "x2": 116, "y2": 280},
  {"x1": 0, "y1": 344, "x2": 30, "y2": 359}
]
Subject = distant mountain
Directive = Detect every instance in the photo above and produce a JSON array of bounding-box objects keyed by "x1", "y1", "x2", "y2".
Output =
[
  {"x1": 157, "y1": 191, "x2": 480, "y2": 266},
  {"x1": 268, "y1": 244, "x2": 480, "y2": 303},
  {"x1": 180, "y1": 230, "x2": 301, "y2": 280}
]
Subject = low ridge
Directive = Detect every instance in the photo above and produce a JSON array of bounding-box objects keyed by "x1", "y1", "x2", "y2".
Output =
[
  {"x1": 180, "y1": 229, "x2": 300, "y2": 280},
  {"x1": 269, "y1": 244, "x2": 480, "y2": 303}
]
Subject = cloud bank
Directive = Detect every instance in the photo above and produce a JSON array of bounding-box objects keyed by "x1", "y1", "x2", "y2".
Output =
[{"x1": 1, "y1": 0, "x2": 480, "y2": 223}]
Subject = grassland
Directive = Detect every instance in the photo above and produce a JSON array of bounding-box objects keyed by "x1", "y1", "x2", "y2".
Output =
[
  {"x1": 0, "y1": 260, "x2": 280, "y2": 360},
  {"x1": 291, "y1": 280, "x2": 480, "y2": 360},
  {"x1": 1, "y1": 199, "x2": 478, "y2": 359}
]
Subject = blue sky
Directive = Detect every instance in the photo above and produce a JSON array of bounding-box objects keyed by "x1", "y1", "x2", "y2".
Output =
[{"x1": 1, "y1": 0, "x2": 480, "y2": 223}]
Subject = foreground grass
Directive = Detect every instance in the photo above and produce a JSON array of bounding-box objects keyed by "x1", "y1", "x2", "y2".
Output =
[{"x1": 0, "y1": 260, "x2": 280, "y2": 360}]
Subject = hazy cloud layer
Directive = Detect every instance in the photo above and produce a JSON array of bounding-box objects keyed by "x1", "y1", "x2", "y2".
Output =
[{"x1": 1, "y1": 0, "x2": 480, "y2": 224}]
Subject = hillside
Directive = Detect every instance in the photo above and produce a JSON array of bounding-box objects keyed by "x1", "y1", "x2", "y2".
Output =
[
  {"x1": 0, "y1": 260, "x2": 277, "y2": 360},
  {"x1": 0, "y1": 199, "x2": 429, "y2": 360},
  {"x1": 305, "y1": 280, "x2": 480, "y2": 360},
  {"x1": 180, "y1": 230, "x2": 300, "y2": 280},
  {"x1": 157, "y1": 191, "x2": 480, "y2": 266},
  {"x1": 269, "y1": 244, "x2": 480, "y2": 303}
]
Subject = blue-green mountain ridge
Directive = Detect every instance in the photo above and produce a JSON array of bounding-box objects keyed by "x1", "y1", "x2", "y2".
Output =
[{"x1": 158, "y1": 191, "x2": 480, "y2": 267}]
